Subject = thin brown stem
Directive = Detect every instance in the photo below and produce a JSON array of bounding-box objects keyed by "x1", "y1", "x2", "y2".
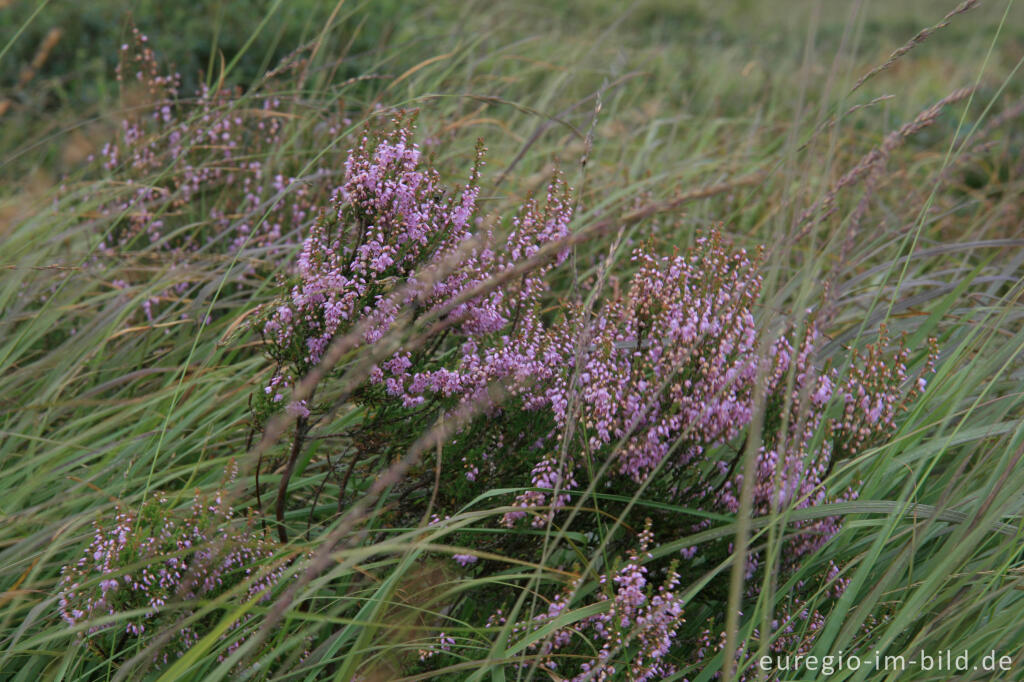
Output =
[{"x1": 276, "y1": 416, "x2": 309, "y2": 543}]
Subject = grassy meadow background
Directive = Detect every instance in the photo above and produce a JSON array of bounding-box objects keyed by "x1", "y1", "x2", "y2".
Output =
[{"x1": 2, "y1": 0, "x2": 1024, "y2": 679}]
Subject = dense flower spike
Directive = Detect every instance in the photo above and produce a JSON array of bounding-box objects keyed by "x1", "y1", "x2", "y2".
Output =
[
  {"x1": 258, "y1": 124, "x2": 573, "y2": 420},
  {"x1": 262, "y1": 127, "x2": 485, "y2": 374},
  {"x1": 551, "y1": 236, "x2": 763, "y2": 482}
]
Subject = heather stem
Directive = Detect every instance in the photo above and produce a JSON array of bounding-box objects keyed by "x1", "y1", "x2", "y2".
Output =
[{"x1": 276, "y1": 416, "x2": 309, "y2": 543}]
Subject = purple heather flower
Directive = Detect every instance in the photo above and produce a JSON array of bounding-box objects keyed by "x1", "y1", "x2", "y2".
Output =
[
  {"x1": 453, "y1": 554, "x2": 479, "y2": 567},
  {"x1": 57, "y1": 464, "x2": 284, "y2": 667}
]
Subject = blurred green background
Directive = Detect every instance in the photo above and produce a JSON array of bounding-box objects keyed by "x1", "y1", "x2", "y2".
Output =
[{"x1": 3, "y1": 0, "x2": 1021, "y2": 166}]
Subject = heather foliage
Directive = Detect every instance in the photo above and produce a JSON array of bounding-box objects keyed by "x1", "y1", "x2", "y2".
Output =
[
  {"x1": 86, "y1": 29, "x2": 344, "y2": 323},
  {"x1": 57, "y1": 465, "x2": 283, "y2": 666},
  {"x1": 489, "y1": 521, "x2": 686, "y2": 681},
  {"x1": 98, "y1": 30, "x2": 324, "y2": 256}
]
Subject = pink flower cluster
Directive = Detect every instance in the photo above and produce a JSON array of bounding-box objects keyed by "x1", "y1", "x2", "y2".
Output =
[
  {"x1": 494, "y1": 521, "x2": 685, "y2": 681},
  {"x1": 714, "y1": 325, "x2": 936, "y2": 566},
  {"x1": 260, "y1": 124, "x2": 572, "y2": 418},
  {"x1": 91, "y1": 29, "x2": 339, "y2": 321},
  {"x1": 459, "y1": 233, "x2": 937, "y2": 566},
  {"x1": 57, "y1": 466, "x2": 282, "y2": 665},
  {"x1": 557, "y1": 236, "x2": 762, "y2": 479}
]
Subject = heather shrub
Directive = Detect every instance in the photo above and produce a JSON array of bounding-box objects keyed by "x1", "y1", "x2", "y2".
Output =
[
  {"x1": 480, "y1": 520, "x2": 687, "y2": 681},
  {"x1": 250, "y1": 124, "x2": 938, "y2": 678},
  {"x1": 255, "y1": 120, "x2": 573, "y2": 538},
  {"x1": 57, "y1": 466, "x2": 284, "y2": 667},
  {"x1": 84, "y1": 28, "x2": 347, "y2": 322}
]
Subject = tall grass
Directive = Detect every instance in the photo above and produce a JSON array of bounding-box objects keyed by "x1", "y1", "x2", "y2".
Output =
[{"x1": 2, "y1": 1, "x2": 1024, "y2": 679}]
